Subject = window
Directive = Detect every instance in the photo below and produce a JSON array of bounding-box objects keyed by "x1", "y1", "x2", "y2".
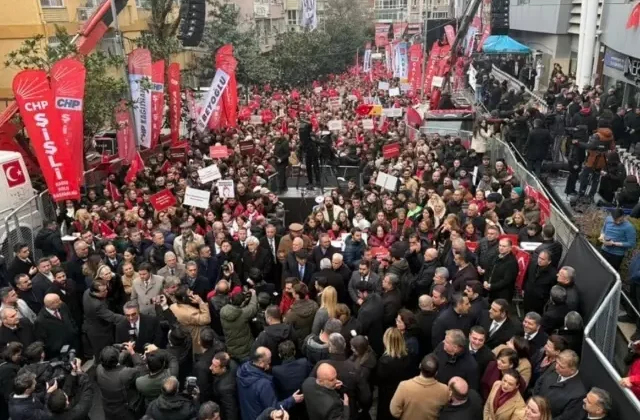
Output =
[
  {"x1": 516, "y1": 0, "x2": 530, "y2": 4},
  {"x1": 135, "y1": 0, "x2": 150, "y2": 7},
  {"x1": 40, "y1": 0, "x2": 64, "y2": 7},
  {"x1": 287, "y1": 10, "x2": 298, "y2": 26},
  {"x1": 48, "y1": 37, "x2": 61, "y2": 48}
]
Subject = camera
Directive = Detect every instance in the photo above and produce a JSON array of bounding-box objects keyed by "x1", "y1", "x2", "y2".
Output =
[
  {"x1": 49, "y1": 345, "x2": 77, "y2": 373},
  {"x1": 185, "y1": 376, "x2": 197, "y2": 395}
]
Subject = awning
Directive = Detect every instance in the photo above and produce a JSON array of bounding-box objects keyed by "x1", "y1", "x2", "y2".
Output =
[{"x1": 482, "y1": 35, "x2": 531, "y2": 54}]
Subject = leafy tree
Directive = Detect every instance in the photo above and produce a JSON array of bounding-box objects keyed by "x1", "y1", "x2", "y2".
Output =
[
  {"x1": 4, "y1": 27, "x2": 129, "y2": 143},
  {"x1": 133, "y1": 0, "x2": 183, "y2": 62},
  {"x1": 270, "y1": 31, "x2": 334, "y2": 85},
  {"x1": 197, "y1": 0, "x2": 278, "y2": 85}
]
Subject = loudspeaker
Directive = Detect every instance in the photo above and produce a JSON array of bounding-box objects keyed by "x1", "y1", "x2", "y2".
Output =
[
  {"x1": 491, "y1": 0, "x2": 510, "y2": 35},
  {"x1": 179, "y1": 0, "x2": 206, "y2": 47}
]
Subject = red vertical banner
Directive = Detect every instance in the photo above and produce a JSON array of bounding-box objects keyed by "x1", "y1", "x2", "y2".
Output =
[
  {"x1": 408, "y1": 43, "x2": 423, "y2": 92},
  {"x1": 216, "y1": 44, "x2": 238, "y2": 129},
  {"x1": 12, "y1": 70, "x2": 80, "y2": 201},
  {"x1": 444, "y1": 25, "x2": 456, "y2": 46},
  {"x1": 115, "y1": 100, "x2": 136, "y2": 164},
  {"x1": 167, "y1": 63, "x2": 181, "y2": 145},
  {"x1": 185, "y1": 89, "x2": 197, "y2": 120},
  {"x1": 127, "y1": 48, "x2": 153, "y2": 148},
  {"x1": 375, "y1": 23, "x2": 390, "y2": 47},
  {"x1": 150, "y1": 60, "x2": 165, "y2": 148},
  {"x1": 50, "y1": 58, "x2": 86, "y2": 183}
]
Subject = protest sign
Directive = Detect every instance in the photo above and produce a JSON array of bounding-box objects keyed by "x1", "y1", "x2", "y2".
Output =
[
  {"x1": 382, "y1": 108, "x2": 403, "y2": 118},
  {"x1": 239, "y1": 140, "x2": 255, "y2": 156},
  {"x1": 362, "y1": 119, "x2": 374, "y2": 130},
  {"x1": 218, "y1": 180, "x2": 235, "y2": 198},
  {"x1": 250, "y1": 115, "x2": 263, "y2": 124},
  {"x1": 198, "y1": 164, "x2": 222, "y2": 183},
  {"x1": 210, "y1": 145, "x2": 230, "y2": 159},
  {"x1": 378, "y1": 81, "x2": 390, "y2": 90},
  {"x1": 183, "y1": 187, "x2": 211, "y2": 209},
  {"x1": 149, "y1": 189, "x2": 177, "y2": 211},
  {"x1": 328, "y1": 120, "x2": 343, "y2": 131},
  {"x1": 375, "y1": 172, "x2": 398, "y2": 191},
  {"x1": 388, "y1": 87, "x2": 400, "y2": 96},
  {"x1": 382, "y1": 143, "x2": 401, "y2": 159}
]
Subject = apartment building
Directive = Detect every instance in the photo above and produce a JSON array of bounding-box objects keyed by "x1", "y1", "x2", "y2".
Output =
[
  {"x1": 221, "y1": 0, "x2": 285, "y2": 51},
  {"x1": 0, "y1": 0, "x2": 192, "y2": 104},
  {"x1": 373, "y1": 0, "x2": 451, "y2": 23},
  {"x1": 282, "y1": 0, "x2": 327, "y2": 32}
]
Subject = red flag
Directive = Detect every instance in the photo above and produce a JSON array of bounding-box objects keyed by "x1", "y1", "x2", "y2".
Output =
[
  {"x1": 238, "y1": 107, "x2": 251, "y2": 121},
  {"x1": 125, "y1": 152, "x2": 144, "y2": 183},
  {"x1": 115, "y1": 100, "x2": 136, "y2": 164},
  {"x1": 150, "y1": 61, "x2": 165, "y2": 148},
  {"x1": 107, "y1": 181, "x2": 122, "y2": 202},
  {"x1": 98, "y1": 220, "x2": 116, "y2": 239},
  {"x1": 216, "y1": 45, "x2": 238, "y2": 128},
  {"x1": 261, "y1": 108, "x2": 274, "y2": 124},
  {"x1": 290, "y1": 89, "x2": 300, "y2": 101},
  {"x1": 12, "y1": 70, "x2": 80, "y2": 201},
  {"x1": 628, "y1": 3, "x2": 640, "y2": 29},
  {"x1": 159, "y1": 159, "x2": 171, "y2": 174},
  {"x1": 50, "y1": 58, "x2": 86, "y2": 184},
  {"x1": 356, "y1": 104, "x2": 374, "y2": 116},
  {"x1": 167, "y1": 63, "x2": 181, "y2": 145},
  {"x1": 406, "y1": 107, "x2": 422, "y2": 127}
]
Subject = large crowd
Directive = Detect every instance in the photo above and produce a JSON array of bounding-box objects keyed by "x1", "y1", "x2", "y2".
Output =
[{"x1": 0, "y1": 61, "x2": 635, "y2": 420}]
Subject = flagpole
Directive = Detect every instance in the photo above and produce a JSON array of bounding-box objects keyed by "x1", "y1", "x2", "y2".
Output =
[{"x1": 420, "y1": 9, "x2": 428, "y2": 101}]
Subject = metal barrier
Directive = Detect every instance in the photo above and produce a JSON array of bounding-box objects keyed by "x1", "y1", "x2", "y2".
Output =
[
  {"x1": 2, "y1": 192, "x2": 45, "y2": 264},
  {"x1": 490, "y1": 64, "x2": 549, "y2": 113}
]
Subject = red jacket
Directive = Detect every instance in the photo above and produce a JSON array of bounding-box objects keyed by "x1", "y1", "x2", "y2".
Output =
[
  {"x1": 628, "y1": 356, "x2": 640, "y2": 399},
  {"x1": 368, "y1": 233, "x2": 395, "y2": 249}
]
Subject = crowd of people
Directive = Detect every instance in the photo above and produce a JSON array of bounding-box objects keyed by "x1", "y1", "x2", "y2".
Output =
[{"x1": 0, "y1": 62, "x2": 629, "y2": 420}]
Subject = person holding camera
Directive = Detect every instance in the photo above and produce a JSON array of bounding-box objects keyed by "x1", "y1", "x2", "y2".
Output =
[
  {"x1": 8, "y1": 371, "x2": 58, "y2": 420},
  {"x1": 96, "y1": 342, "x2": 148, "y2": 420},
  {"x1": 47, "y1": 357, "x2": 94, "y2": 420},
  {"x1": 145, "y1": 376, "x2": 199, "y2": 420},
  {"x1": 169, "y1": 286, "x2": 211, "y2": 354},
  {"x1": 576, "y1": 120, "x2": 616, "y2": 200},
  {"x1": 221, "y1": 287, "x2": 258, "y2": 362},
  {"x1": 135, "y1": 344, "x2": 179, "y2": 407}
]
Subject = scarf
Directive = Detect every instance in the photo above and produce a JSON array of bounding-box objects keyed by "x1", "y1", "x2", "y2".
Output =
[{"x1": 493, "y1": 387, "x2": 517, "y2": 412}]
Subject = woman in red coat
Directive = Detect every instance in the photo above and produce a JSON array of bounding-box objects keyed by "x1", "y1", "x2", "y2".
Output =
[
  {"x1": 368, "y1": 225, "x2": 395, "y2": 249},
  {"x1": 620, "y1": 342, "x2": 640, "y2": 399}
]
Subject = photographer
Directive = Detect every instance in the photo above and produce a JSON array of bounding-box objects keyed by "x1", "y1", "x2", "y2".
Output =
[
  {"x1": 135, "y1": 344, "x2": 179, "y2": 407},
  {"x1": 576, "y1": 121, "x2": 616, "y2": 199},
  {"x1": 221, "y1": 287, "x2": 258, "y2": 362},
  {"x1": 169, "y1": 285, "x2": 211, "y2": 354},
  {"x1": 219, "y1": 261, "x2": 242, "y2": 293},
  {"x1": 145, "y1": 375, "x2": 199, "y2": 420},
  {"x1": 8, "y1": 371, "x2": 58, "y2": 420},
  {"x1": 17, "y1": 341, "x2": 63, "y2": 396},
  {"x1": 47, "y1": 358, "x2": 94, "y2": 420},
  {"x1": 597, "y1": 152, "x2": 627, "y2": 205},
  {"x1": 96, "y1": 343, "x2": 148, "y2": 420}
]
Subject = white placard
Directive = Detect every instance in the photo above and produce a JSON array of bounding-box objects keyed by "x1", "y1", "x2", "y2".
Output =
[
  {"x1": 388, "y1": 87, "x2": 400, "y2": 97},
  {"x1": 217, "y1": 180, "x2": 235, "y2": 199},
  {"x1": 375, "y1": 172, "x2": 398, "y2": 191},
  {"x1": 400, "y1": 83, "x2": 412, "y2": 92},
  {"x1": 329, "y1": 97, "x2": 341, "y2": 110},
  {"x1": 362, "y1": 119, "x2": 374, "y2": 130},
  {"x1": 328, "y1": 120, "x2": 343, "y2": 131},
  {"x1": 432, "y1": 76, "x2": 444, "y2": 88},
  {"x1": 250, "y1": 115, "x2": 263, "y2": 124},
  {"x1": 347, "y1": 95, "x2": 358, "y2": 102},
  {"x1": 314, "y1": 86, "x2": 323, "y2": 94},
  {"x1": 198, "y1": 164, "x2": 222, "y2": 183},
  {"x1": 378, "y1": 81, "x2": 390, "y2": 90},
  {"x1": 184, "y1": 187, "x2": 211, "y2": 209},
  {"x1": 382, "y1": 108, "x2": 403, "y2": 118}
]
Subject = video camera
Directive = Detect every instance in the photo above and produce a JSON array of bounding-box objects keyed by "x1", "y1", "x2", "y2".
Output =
[{"x1": 48, "y1": 345, "x2": 77, "y2": 373}]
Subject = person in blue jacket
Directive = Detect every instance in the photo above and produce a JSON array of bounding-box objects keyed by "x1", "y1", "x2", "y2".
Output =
[
  {"x1": 599, "y1": 208, "x2": 637, "y2": 271},
  {"x1": 236, "y1": 346, "x2": 303, "y2": 420}
]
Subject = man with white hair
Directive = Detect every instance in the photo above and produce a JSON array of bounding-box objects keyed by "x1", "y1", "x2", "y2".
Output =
[
  {"x1": 158, "y1": 251, "x2": 186, "y2": 278},
  {"x1": 0, "y1": 306, "x2": 35, "y2": 347},
  {"x1": 312, "y1": 258, "x2": 346, "y2": 303},
  {"x1": 241, "y1": 236, "x2": 273, "y2": 283},
  {"x1": 331, "y1": 253, "x2": 352, "y2": 286}
]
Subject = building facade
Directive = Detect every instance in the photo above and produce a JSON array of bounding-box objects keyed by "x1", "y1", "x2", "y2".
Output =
[
  {"x1": 0, "y1": 0, "x2": 193, "y2": 106},
  {"x1": 373, "y1": 0, "x2": 451, "y2": 23},
  {"x1": 221, "y1": 0, "x2": 285, "y2": 51},
  {"x1": 599, "y1": 0, "x2": 640, "y2": 109}
]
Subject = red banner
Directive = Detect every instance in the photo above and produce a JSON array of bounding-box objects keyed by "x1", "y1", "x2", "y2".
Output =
[
  {"x1": 239, "y1": 140, "x2": 255, "y2": 156},
  {"x1": 210, "y1": 145, "x2": 229, "y2": 159},
  {"x1": 151, "y1": 60, "x2": 165, "y2": 148},
  {"x1": 408, "y1": 43, "x2": 423, "y2": 91},
  {"x1": 424, "y1": 42, "x2": 452, "y2": 96},
  {"x1": 515, "y1": 247, "x2": 531, "y2": 292},
  {"x1": 149, "y1": 189, "x2": 177, "y2": 211},
  {"x1": 406, "y1": 22, "x2": 423, "y2": 36},
  {"x1": 382, "y1": 143, "x2": 401, "y2": 159},
  {"x1": 12, "y1": 70, "x2": 80, "y2": 201},
  {"x1": 167, "y1": 63, "x2": 181, "y2": 145},
  {"x1": 115, "y1": 100, "x2": 136, "y2": 164},
  {"x1": 444, "y1": 25, "x2": 456, "y2": 46},
  {"x1": 169, "y1": 145, "x2": 187, "y2": 162},
  {"x1": 50, "y1": 58, "x2": 86, "y2": 184},
  {"x1": 393, "y1": 22, "x2": 407, "y2": 40},
  {"x1": 216, "y1": 45, "x2": 238, "y2": 129},
  {"x1": 375, "y1": 23, "x2": 390, "y2": 47},
  {"x1": 524, "y1": 185, "x2": 551, "y2": 224}
]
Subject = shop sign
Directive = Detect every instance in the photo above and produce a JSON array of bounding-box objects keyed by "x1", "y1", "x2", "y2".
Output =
[{"x1": 604, "y1": 48, "x2": 626, "y2": 72}]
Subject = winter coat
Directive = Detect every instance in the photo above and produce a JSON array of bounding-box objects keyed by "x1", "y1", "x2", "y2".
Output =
[
  {"x1": 236, "y1": 362, "x2": 295, "y2": 420},
  {"x1": 34, "y1": 227, "x2": 66, "y2": 260},
  {"x1": 145, "y1": 394, "x2": 198, "y2": 420},
  {"x1": 475, "y1": 238, "x2": 499, "y2": 274},
  {"x1": 82, "y1": 290, "x2": 125, "y2": 358},
  {"x1": 343, "y1": 235, "x2": 366, "y2": 269},
  {"x1": 434, "y1": 342, "x2": 479, "y2": 391},
  {"x1": 0, "y1": 361, "x2": 20, "y2": 419},
  {"x1": 471, "y1": 127, "x2": 492, "y2": 154},
  {"x1": 390, "y1": 376, "x2": 449, "y2": 420},
  {"x1": 357, "y1": 293, "x2": 385, "y2": 356},
  {"x1": 96, "y1": 354, "x2": 147, "y2": 420},
  {"x1": 525, "y1": 127, "x2": 553, "y2": 161},
  {"x1": 584, "y1": 128, "x2": 616, "y2": 170},
  {"x1": 618, "y1": 177, "x2": 640, "y2": 208},
  {"x1": 220, "y1": 293, "x2": 258, "y2": 360},
  {"x1": 486, "y1": 252, "x2": 519, "y2": 302},
  {"x1": 251, "y1": 323, "x2": 295, "y2": 365},
  {"x1": 284, "y1": 298, "x2": 318, "y2": 349},
  {"x1": 170, "y1": 300, "x2": 211, "y2": 354}
]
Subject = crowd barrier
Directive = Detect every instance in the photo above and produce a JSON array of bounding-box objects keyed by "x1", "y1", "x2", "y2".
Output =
[{"x1": 489, "y1": 64, "x2": 549, "y2": 113}]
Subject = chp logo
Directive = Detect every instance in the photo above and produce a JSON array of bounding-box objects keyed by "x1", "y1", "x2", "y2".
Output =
[
  {"x1": 2, "y1": 160, "x2": 26, "y2": 188},
  {"x1": 55, "y1": 97, "x2": 83, "y2": 111}
]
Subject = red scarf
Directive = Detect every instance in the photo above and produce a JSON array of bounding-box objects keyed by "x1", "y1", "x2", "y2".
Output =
[{"x1": 493, "y1": 387, "x2": 517, "y2": 412}]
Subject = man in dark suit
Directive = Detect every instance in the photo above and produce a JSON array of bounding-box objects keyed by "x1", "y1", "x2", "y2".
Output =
[
  {"x1": 465, "y1": 281, "x2": 489, "y2": 326},
  {"x1": 67, "y1": 240, "x2": 90, "y2": 294},
  {"x1": 309, "y1": 234, "x2": 340, "y2": 271},
  {"x1": 14, "y1": 274, "x2": 42, "y2": 315},
  {"x1": 6, "y1": 243, "x2": 36, "y2": 285},
  {"x1": 182, "y1": 261, "x2": 211, "y2": 301},
  {"x1": 47, "y1": 267, "x2": 82, "y2": 329},
  {"x1": 484, "y1": 238, "x2": 519, "y2": 303},
  {"x1": 541, "y1": 285, "x2": 570, "y2": 334},
  {"x1": 348, "y1": 260, "x2": 381, "y2": 309},
  {"x1": 312, "y1": 258, "x2": 346, "y2": 303},
  {"x1": 260, "y1": 225, "x2": 281, "y2": 285},
  {"x1": 115, "y1": 301, "x2": 163, "y2": 350},
  {"x1": 450, "y1": 252, "x2": 479, "y2": 298},
  {"x1": 432, "y1": 293, "x2": 473, "y2": 348},
  {"x1": 468, "y1": 325, "x2": 495, "y2": 379},
  {"x1": 242, "y1": 237, "x2": 273, "y2": 285},
  {"x1": 104, "y1": 244, "x2": 124, "y2": 275},
  {"x1": 197, "y1": 245, "x2": 220, "y2": 287},
  {"x1": 30, "y1": 258, "x2": 55, "y2": 303},
  {"x1": 356, "y1": 282, "x2": 384, "y2": 356},
  {"x1": 302, "y1": 363, "x2": 349, "y2": 420},
  {"x1": 523, "y1": 312, "x2": 548, "y2": 357},
  {"x1": 524, "y1": 250, "x2": 558, "y2": 315},
  {"x1": 416, "y1": 295, "x2": 438, "y2": 357},
  {"x1": 381, "y1": 273, "x2": 403, "y2": 330},
  {"x1": 533, "y1": 350, "x2": 587, "y2": 420},
  {"x1": 483, "y1": 299, "x2": 522, "y2": 349},
  {"x1": 34, "y1": 293, "x2": 78, "y2": 359},
  {"x1": 231, "y1": 227, "x2": 249, "y2": 257},
  {"x1": 0, "y1": 307, "x2": 35, "y2": 347},
  {"x1": 291, "y1": 250, "x2": 315, "y2": 287}
]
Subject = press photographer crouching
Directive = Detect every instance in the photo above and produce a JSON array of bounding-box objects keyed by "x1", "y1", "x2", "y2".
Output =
[
  {"x1": 47, "y1": 356, "x2": 94, "y2": 420},
  {"x1": 8, "y1": 370, "x2": 58, "y2": 420},
  {"x1": 17, "y1": 341, "x2": 76, "y2": 396}
]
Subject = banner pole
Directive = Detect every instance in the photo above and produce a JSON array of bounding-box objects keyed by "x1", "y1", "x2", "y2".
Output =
[{"x1": 420, "y1": 14, "x2": 428, "y2": 101}]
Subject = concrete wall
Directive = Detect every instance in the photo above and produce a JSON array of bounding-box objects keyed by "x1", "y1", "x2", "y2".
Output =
[
  {"x1": 600, "y1": 0, "x2": 640, "y2": 59},
  {"x1": 509, "y1": 0, "x2": 572, "y2": 35}
]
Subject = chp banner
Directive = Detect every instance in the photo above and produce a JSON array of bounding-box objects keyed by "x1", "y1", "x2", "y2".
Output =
[
  {"x1": 216, "y1": 45, "x2": 238, "y2": 129},
  {"x1": 385, "y1": 44, "x2": 392, "y2": 73},
  {"x1": 50, "y1": 58, "x2": 86, "y2": 183},
  {"x1": 12, "y1": 70, "x2": 80, "y2": 201},
  {"x1": 394, "y1": 42, "x2": 409, "y2": 80},
  {"x1": 197, "y1": 68, "x2": 231, "y2": 132},
  {"x1": 363, "y1": 43, "x2": 372, "y2": 74},
  {"x1": 375, "y1": 23, "x2": 391, "y2": 47},
  {"x1": 301, "y1": 0, "x2": 318, "y2": 31},
  {"x1": 115, "y1": 100, "x2": 136, "y2": 164},
  {"x1": 150, "y1": 61, "x2": 165, "y2": 148},
  {"x1": 128, "y1": 48, "x2": 153, "y2": 148},
  {"x1": 167, "y1": 63, "x2": 181, "y2": 145},
  {"x1": 408, "y1": 43, "x2": 423, "y2": 91}
]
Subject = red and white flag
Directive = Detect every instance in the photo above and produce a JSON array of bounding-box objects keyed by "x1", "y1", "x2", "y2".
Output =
[
  {"x1": 128, "y1": 49, "x2": 153, "y2": 148},
  {"x1": 167, "y1": 62, "x2": 181, "y2": 145},
  {"x1": 12, "y1": 70, "x2": 80, "y2": 201},
  {"x1": 150, "y1": 60, "x2": 165, "y2": 148},
  {"x1": 50, "y1": 58, "x2": 86, "y2": 183},
  {"x1": 124, "y1": 152, "x2": 145, "y2": 184}
]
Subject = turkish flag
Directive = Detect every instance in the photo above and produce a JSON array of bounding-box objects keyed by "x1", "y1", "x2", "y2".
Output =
[
  {"x1": 356, "y1": 104, "x2": 374, "y2": 116},
  {"x1": 125, "y1": 152, "x2": 144, "y2": 183},
  {"x1": 627, "y1": 3, "x2": 640, "y2": 29},
  {"x1": 106, "y1": 181, "x2": 122, "y2": 202},
  {"x1": 406, "y1": 107, "x2": 422, "y2": 128},
  {"x1": 2, "y1": 160, "x2": 26, "y2": 188}
]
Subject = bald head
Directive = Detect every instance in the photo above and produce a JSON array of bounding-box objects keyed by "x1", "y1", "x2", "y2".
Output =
[
  {"x1": 419, "y1": 294, "x2": 434, "y2": 311},
  {"x1": 292, "y1": 237, "x2": 304, "y2": 251},
  {"x1": 316, "y1": 362, "x2": 338, "y2": 389},
  {"x1": 448, "y1": 377, "x2": 469, "y2": 402},
  {"x1": 425, "y1": 248, "x2": 438, "y2": 261},
  {"x1": 162, "y1": 376, "x2": 179, "y2": 396},
  {"x1": 43, "y1": 293, "x2": 61, "y2": 310}
]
